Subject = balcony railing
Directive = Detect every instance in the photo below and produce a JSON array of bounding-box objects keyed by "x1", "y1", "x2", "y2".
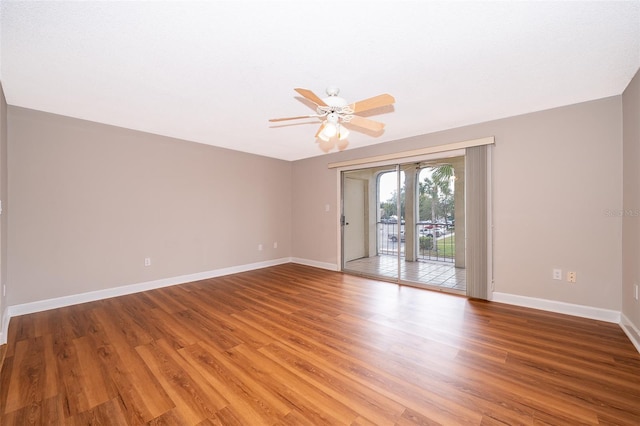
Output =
[{"x1": 377, "y1": 222, "x2": 455, "y2": 263}]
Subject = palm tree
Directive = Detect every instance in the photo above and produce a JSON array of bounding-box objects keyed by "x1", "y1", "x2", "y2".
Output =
[
  {"x1": 432, "y1": 164, "x2": 454, "y2": 223},
  {"x1": 420, "y1": 164, "x2": 453, "y2": 222},
  {"x1": 420, "y1": 164, "x2": 454, "y2": 251}
]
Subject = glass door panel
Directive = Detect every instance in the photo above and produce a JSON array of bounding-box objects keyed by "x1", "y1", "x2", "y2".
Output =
[{"x1": 342, "y1": 167, "x2": 400, "y2": 282}]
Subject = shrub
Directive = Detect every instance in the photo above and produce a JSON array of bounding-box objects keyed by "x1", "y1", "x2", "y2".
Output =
[{"x1": 419, "y1": 236, "x2": 433, "y2": 251}]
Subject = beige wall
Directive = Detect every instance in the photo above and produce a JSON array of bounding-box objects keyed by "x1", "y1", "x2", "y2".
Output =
[
  {"x1": 623, "y1": 68, "x2": 640, "y2": 329},
  {"x1": 292, "y1": 155, "x2": 340, "y2": 267},
  {"x1": 292, "y1": 97, "x2": 623, "y2": 311},
  {"x1": 7, "y1": 107, "x2": 292, "y2": 306}
]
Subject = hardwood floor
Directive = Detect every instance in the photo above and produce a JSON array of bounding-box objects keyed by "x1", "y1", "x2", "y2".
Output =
[{"x1": 1, "y1": 263, "x2": 639, "y2": 425}]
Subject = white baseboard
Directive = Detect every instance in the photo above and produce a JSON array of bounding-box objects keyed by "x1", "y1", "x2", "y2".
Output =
[
  {"x1": 291, "y1": 257, "x2": 339, "y2": 271},
  {"x1": 491, "y1": 292, "x2": 621, "y2": 323},
  {"x1": 0, "y1": 257, "x2": 292, "y2": 345},
  {"x1": 620, "y1": 313, "x2": 640, "y2": 354}
]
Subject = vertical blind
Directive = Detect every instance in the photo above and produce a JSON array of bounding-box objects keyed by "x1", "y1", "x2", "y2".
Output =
[{"x1": 465, "y1": 144, "x2": 491, "y2": 299}]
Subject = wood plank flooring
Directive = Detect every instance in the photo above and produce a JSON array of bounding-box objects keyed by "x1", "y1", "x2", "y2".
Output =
[{"x1": 1, "y1": 263, "x2": 639, "y2": 425}]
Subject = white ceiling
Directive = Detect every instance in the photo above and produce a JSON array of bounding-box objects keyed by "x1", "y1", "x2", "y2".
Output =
[{"x1": 2, "y1": 1, "x2": 639, "y2": 161}]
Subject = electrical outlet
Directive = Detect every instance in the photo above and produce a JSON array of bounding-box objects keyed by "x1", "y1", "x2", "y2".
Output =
[
  {"x1": 553, "y1": 269, "x2": 562, "y2": 280},
  {"x1": 567, "y1": 271, "x2": 576, "y2": 283},
  {"x1": 258, "y1": 244, "x2": 263, "y2": 251},
  {"x1": 273, "y1": 242, "x2": 278, "y2": 249},
  {"x1": 144, "y1": 257, "x2": 151, "y2": 267},
  {"x1": 635, "y1": 284, "x2": 639, "y2": 301}
]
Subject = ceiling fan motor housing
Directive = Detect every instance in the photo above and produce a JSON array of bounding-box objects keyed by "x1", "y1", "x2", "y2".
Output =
[
  {"x1": 319, "y1": 88, "x2": 353, "y2": 121},
  {"x1": 326, "y1": 112, "x2": 339, "y2": 123}
]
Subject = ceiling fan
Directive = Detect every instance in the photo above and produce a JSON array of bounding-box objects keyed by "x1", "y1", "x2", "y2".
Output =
[{"x1": 269, "y1": 87, "x2": 395, "y2": 152}]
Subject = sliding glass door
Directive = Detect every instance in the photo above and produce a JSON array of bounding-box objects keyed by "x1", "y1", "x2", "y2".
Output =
[{"x1": 341, "y1": 153, "x2": 471, "y2": 295}]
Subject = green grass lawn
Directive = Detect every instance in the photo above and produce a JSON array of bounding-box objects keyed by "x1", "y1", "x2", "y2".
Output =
[{"x1": 419, "y1": 232, "x2": 455, "y2": 258}]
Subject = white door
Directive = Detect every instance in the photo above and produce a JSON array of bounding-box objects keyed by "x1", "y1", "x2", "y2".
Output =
[{"x1": 343, "y1": 177, "x2": 366, "y2": 262}]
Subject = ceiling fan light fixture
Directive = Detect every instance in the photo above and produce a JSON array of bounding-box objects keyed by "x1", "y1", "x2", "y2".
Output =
[
  {"x1": 318, "y1": 123, "x2": 349, "y2": 143},
  {"x1": 338, "y1": 125, "x2": 349, "y2": 141},
  {"x1": 320, "y1": 122, "x2": 337, "y2": 140},
  {"x1": 318, "y1": 133, "x2": 330, "y2": 142}
]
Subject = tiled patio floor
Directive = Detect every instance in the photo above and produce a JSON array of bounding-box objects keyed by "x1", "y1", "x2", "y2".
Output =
[{"x1": 344, "y1": 254, "x2": 466, "y2": 293}]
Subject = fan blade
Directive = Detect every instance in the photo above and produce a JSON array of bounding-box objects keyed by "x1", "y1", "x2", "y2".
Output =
[
  {"x1": 348, "y1": 115, "x2": 385, "y2": 132},
  {"x1": 294, "y1": 88, "x2": 327, "y2": 107},
  {"x1": 350, "y1": 94, "x2": 395, "y2": 114},
  {"x1": 269, "y1": 115, "x2": 320, "y2": 122}
]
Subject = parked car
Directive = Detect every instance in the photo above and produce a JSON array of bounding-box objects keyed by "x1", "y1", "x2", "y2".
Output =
[
  {"x1": 389, "y1": 229, "x2": 445, "y2": 241},
  {"x1": 388, "y1": 230, "x2": 405, "y2": 242},
  {"x1": 418, "y1": 221, "x2": 446, "y2": 237},
  {"x1": 420, "y1": 228, "x2": 444, "y2": 238},
  {"x1": 387, "y1": 215, "x2": 405, "y2": 224}
]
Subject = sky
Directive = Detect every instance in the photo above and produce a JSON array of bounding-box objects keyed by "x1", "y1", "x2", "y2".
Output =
[{"x1": 379, "y1": 171, "x2": 402, "y2": 203}]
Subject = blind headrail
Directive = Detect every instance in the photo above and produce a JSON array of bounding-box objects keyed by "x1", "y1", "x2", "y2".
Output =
[{"x1": 327, "y1": 136, "x2": 494, "y2": 169}]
